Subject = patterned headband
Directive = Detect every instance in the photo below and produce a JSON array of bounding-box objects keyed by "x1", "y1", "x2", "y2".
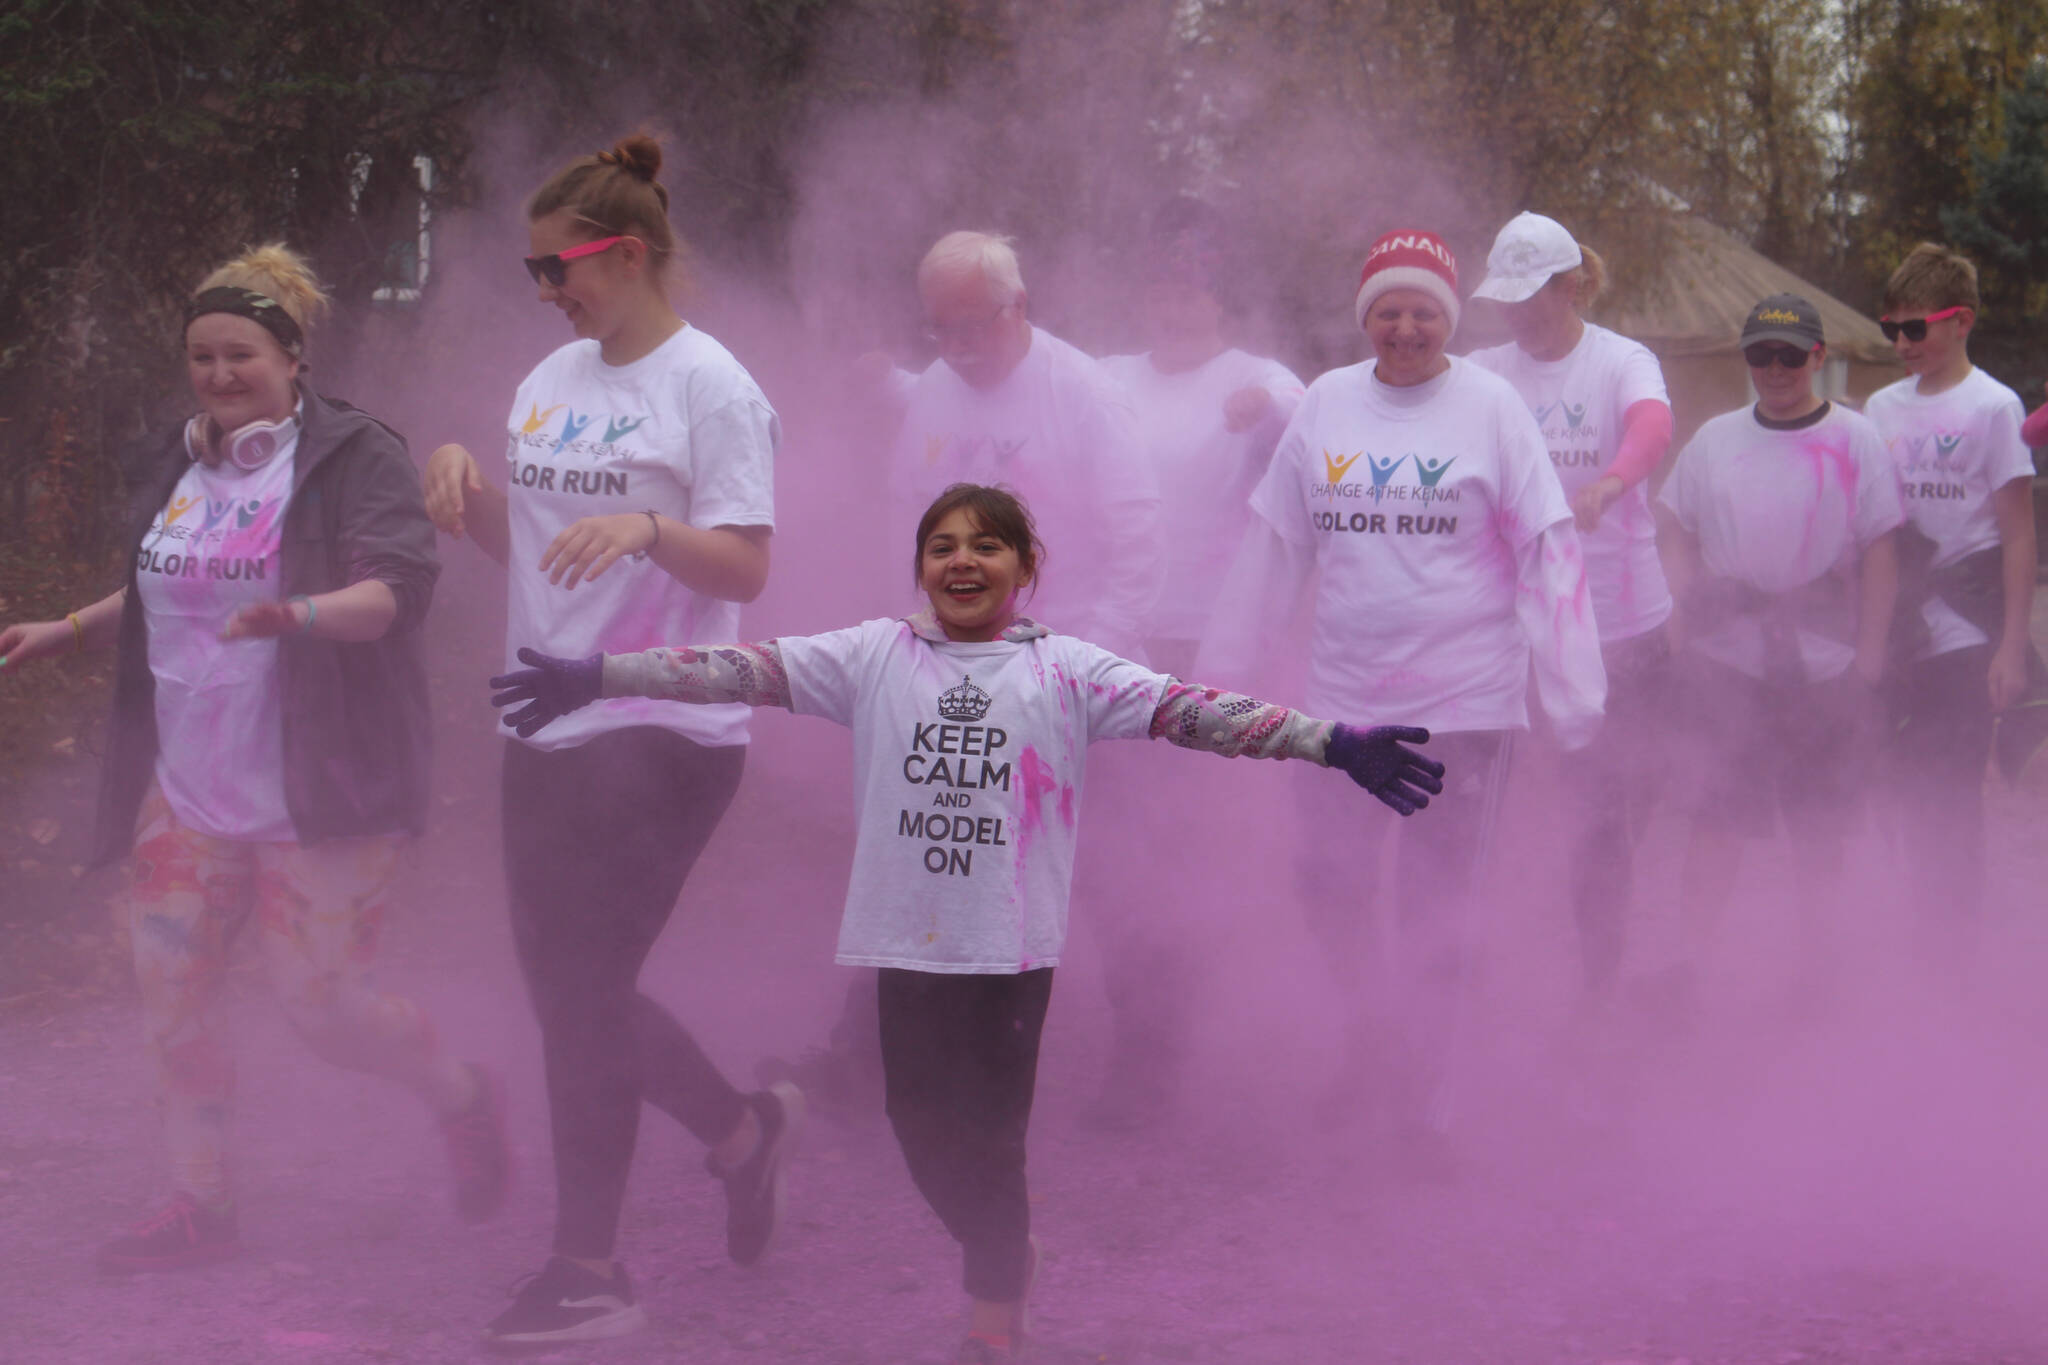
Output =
[{"x1": 184, "y1": 286, "x2": 304, "y2": 356}]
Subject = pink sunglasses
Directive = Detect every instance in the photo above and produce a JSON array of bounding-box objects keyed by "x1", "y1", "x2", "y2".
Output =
[
  {"x1": 1879, "y1": 304, "x2": 1968, "y2": 344},
  {"x1": 524, "y1": 236, "x2": 626, "y2": 288}
]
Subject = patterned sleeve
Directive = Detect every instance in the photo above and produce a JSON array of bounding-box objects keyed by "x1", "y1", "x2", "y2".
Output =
[
  {"x1": 602, "y1": 641, "x2": 793, "y2": 709},
  {"x1": 1147, "y1": 681, "x2": 1335, "y2": 763}
]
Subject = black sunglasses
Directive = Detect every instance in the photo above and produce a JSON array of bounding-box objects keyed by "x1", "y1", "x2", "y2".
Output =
[
  {"x1": 1743, "y1": 344, "x2": 1812, "y2": 369},
  {"x1": 522, "y1": 235, "x2": 624, "y2": 288},
  {"x1": 1878, "y1": 305, "x2": 1967, "y2": 344}
]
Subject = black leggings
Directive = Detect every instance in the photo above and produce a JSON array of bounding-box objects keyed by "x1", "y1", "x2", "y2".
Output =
[
  {"x1": 878, "y1": 966, "x2": 1053, "y2": 1302},
  {"x1": 503, "y1": 729, "x2": 749, "y2": 1260}
]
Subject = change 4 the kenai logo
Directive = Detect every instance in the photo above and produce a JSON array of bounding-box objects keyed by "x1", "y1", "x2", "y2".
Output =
[
  {"x1": 1312, "y1": 449, "x2": 1463, "y2": 504},
  {"x1": 1310, "y1": 448, "x2": 1462, "y2": 537}
]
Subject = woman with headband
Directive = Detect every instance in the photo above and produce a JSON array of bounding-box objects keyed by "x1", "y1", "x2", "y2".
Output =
[{"x1": 0, "y1": 243, "x2": 508, "y2": 1273}]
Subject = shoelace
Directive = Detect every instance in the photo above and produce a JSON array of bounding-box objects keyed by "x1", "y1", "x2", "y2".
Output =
[{"x1": 501, "y1": 1268, "x2": 551, "y2": 1304}]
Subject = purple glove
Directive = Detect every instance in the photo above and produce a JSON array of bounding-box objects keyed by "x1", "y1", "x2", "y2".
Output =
[
  {"x1": 1325, "y1": 724, "x2": 1444, "y2": 816},
  {"x1": 490, "y1": 647, "x2": 603, "y2": 738}
]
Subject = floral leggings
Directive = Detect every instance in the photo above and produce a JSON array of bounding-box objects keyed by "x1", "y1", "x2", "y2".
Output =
[{"x1": 126, "y1": 790, "x2": 469, "y2": 1206}]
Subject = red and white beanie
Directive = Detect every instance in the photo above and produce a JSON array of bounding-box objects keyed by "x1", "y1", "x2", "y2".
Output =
[{"x1": 1354, "y1": 229, "x2": 1461, "y2": 334}]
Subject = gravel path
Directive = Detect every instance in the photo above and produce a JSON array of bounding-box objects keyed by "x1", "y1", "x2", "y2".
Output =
[{"x1": 6, "y1": 732, "x2": 2048, "y2": 1365}]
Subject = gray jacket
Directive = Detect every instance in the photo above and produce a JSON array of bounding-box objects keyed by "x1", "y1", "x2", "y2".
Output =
[{"x1": 92, "y1": 387, "x2": 440, "y2": 863}]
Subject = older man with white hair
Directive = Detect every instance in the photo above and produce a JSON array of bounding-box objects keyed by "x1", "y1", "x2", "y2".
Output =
[
  {"x1": 888, "y1": 230, "x2": 1164, "y2": 658},
  {"x1": 759, "y1": 231, "x2": 1180, "y2": 1133}
]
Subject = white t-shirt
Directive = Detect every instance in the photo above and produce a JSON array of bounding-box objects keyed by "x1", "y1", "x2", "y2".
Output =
[
  {"x1": 135, "y1": 434, "x2": 299, "y2": 841},
  {"x1": 889, "y1": 327, "x2": 1162, "y2": 658},
  {"x1": 777, "y1": 618, "x2": 1169, "y2": 973},
  {"x1": 504, "y1": 327, "x2": 778, "y2": 750},
  {"x1": 1246, "y1": 357, "x2": 1574, "y2": 731},
  {"x1": 1864, "y1": 368, "x2": 2034, "y2": 657},
  {"x1": 1100, "y1": 348, "x2": 1304, "y2": 641},
  {"x1": 1468, "y1": 324, "x2": 1673, "y2": 641},
  {"x1": 1659, "y1": 403, "x2": 1905, "y2": 680}
]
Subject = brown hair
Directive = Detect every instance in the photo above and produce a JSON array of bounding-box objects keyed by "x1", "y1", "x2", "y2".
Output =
[
  {"x1": 1560, "y1": 243, "x2": 1608, "y2": 312},
  {"x1": 197, "y1": 242, "x2": 331, "y2": 340},
  {"x1": 1883, "y1": 242, "x2": 1980, "y2": 315},
  {"x1": 526, "y1": 133, "x2": 684, "y2": 285},
  {"x1": 912, "y1": 484, "x2": 1043, "y2": 593}
]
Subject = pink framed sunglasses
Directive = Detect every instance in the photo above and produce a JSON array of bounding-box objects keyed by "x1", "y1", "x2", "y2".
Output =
[
  {"x1": 524, "y1": 235, "x2": 626, "y2": 287},
  {"x1": 1879, "y1": 304, "x2": 1968, "y2": 343}
]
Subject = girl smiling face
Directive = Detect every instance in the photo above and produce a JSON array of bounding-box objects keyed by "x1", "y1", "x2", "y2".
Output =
[{"x1": 918, "y1": 506, "x2": 1034, "y2": 643}]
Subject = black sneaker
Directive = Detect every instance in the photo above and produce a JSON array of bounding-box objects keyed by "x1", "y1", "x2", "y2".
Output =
[
  {"x1": 706, "y1": 1081, "x2": 804, "y2": 1265},
  {"x1": 483, "y1": 1256, "x2": 646, "y2": 1350}
]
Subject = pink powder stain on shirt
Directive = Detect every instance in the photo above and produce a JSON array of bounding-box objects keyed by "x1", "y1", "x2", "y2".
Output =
[
  {"x1": 1015, "y1": 744, "x2": 1075, "y2": 860},
  {"x1": 215, "y1": 497, "x2": 282, "y2": 561},
  {"x1": 1543, "y1": 533, "x2": 1595, "y2": 641},
  {"x1": 1046, "y1": 663, "x2": 1075, "y2": 719},
  {"x1": 1796, "y1": 432, "x2": 1860, "y2": 570},
  {"x1": 601, "y1": 579, "x2": 686, "y2": 654}
]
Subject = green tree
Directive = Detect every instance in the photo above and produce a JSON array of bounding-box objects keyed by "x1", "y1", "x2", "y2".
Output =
[
  {"x1": 0, "y1": 0, "x2": 512, "y2": 552},
  {"x1": 1940, "y1": 62, "x2": 2048, "y2": 394}
]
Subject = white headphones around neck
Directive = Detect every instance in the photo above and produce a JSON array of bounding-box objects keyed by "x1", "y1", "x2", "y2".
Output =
[{"x1": 185, "y1": 413, "x2": 298, "y2": 472}]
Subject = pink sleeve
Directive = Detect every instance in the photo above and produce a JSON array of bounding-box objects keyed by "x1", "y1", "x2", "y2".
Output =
[
  {"x1": 2022, "y1": 404, "x2": 2048, "y2": 450},
  {"x1": 1606, "y1": 399, "x2": 1674, "y2": 488}
]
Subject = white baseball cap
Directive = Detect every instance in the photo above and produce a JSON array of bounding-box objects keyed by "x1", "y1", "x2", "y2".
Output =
[{"x1": 1471, "y1": 212, "x2": 1583, "y2": 304}]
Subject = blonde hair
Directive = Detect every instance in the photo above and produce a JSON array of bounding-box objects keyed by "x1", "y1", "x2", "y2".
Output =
[
  {"x1": 1563, "y1": 243, "x2": 1608, "y2": 312},
  {"x1": 527, "y1": 133, "x2": 683, "y2": 285},
  {"x1": 197, "y1": 242, "x2": 332, "y2": 339},
  {"x1": 1883, "y1": 242, "x2": 1980, "y2": 315},
  {"x1": 918, "y1": 230, "x2": 1026, "y2": 305}
]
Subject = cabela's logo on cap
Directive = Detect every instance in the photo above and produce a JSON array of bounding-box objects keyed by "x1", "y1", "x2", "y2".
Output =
[
  {"x1": 1755, "y1": 308, "x2": 1803, "y2": 324},
  {"x1": 937, "y1": 675, "x2": 993, "y2": 722}
]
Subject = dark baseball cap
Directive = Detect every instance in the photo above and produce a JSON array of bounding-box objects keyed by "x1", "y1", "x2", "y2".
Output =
[{"x1": 1740, "y1": 293, "x2": 1824, "y2": 349}]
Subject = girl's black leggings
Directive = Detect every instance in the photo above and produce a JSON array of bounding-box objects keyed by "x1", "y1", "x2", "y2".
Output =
[
  {"x1": 878, "y1": 966, "x2": 1054, "y2": 1301},
  {"x1": 502, "y1": 728, "x2": 749, "y2": 1260}
]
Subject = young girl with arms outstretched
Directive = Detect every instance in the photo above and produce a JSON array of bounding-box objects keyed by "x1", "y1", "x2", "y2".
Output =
[{"x1": 490, "y1": 482, "x2": 1443, "y2": 1365}]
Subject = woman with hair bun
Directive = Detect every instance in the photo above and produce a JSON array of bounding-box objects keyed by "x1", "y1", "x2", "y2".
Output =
[
  {"x1": 0, "y1": 244, "x2": 508, "y2": 1272},
  {"x1": 423, "y1": 134, "x2": 794, "y2": 1348}
]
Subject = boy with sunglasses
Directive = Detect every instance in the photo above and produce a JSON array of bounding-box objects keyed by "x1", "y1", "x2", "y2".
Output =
[
  {"x1": 1654, "y1": 294, "x2": 1903, "y2": 994},
  {"x1": 1862, "y1": 244, "x2": 2037, "y2": 957}
]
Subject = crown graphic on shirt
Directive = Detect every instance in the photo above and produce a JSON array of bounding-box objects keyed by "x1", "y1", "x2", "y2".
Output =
[{"x1": 937, "y1": 675, "x2": 993, "y2": 722}]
